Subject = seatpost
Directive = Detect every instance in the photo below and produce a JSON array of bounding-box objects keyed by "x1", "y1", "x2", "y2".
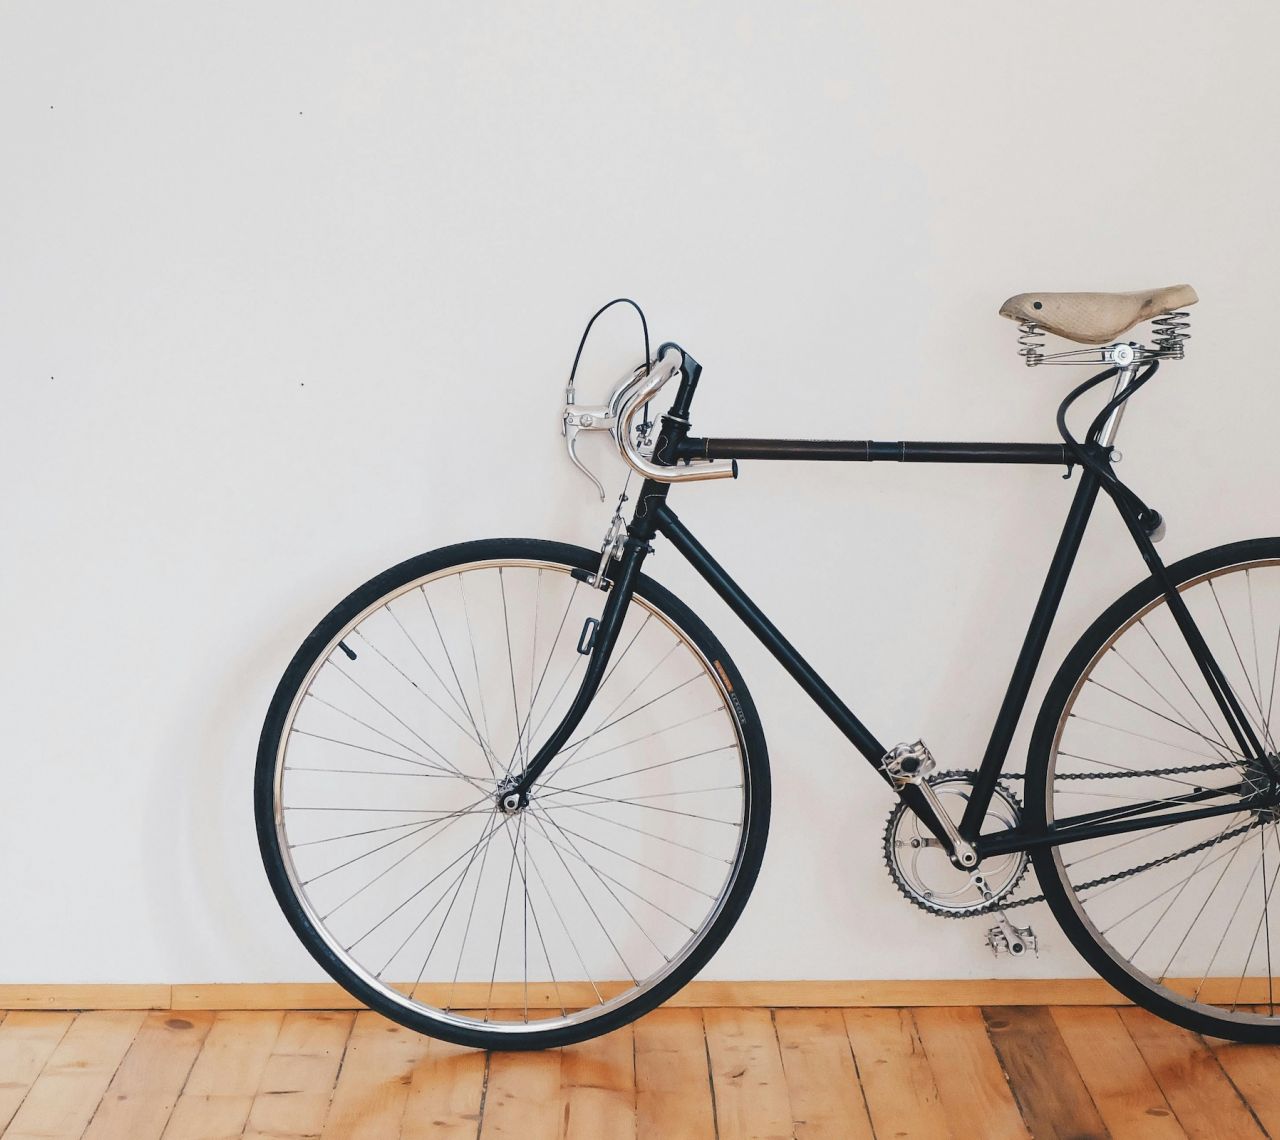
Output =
[{"x1": 1098, "y1": 356, "x2": 1139, "y2": 450}]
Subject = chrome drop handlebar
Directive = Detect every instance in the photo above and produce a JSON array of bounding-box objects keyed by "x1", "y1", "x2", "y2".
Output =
[
  {"x1": 562, "y1": 345, "x2": 733, "y2": 498},
  {"x1": 615, "y1": 347, "x2": 733, "y2": 486}
]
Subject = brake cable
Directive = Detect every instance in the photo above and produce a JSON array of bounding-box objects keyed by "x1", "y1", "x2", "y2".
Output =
[{"x1": 567, "y1": 297, "x2": 652, "y2": 432}]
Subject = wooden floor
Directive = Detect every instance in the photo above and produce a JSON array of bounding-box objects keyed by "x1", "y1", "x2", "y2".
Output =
[{"x1": 2, "y1": 1006, "x2": 1280, "y2": 1138}]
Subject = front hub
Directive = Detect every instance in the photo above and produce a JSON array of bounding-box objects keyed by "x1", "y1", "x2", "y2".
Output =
[{"x1": 495, "y1": 774, "x2": 525, "y2": 815}]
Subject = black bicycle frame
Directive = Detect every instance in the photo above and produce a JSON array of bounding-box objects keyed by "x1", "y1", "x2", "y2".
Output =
[{"x1": 513, "y1": 348, "x2": 1264, "y2": 862}]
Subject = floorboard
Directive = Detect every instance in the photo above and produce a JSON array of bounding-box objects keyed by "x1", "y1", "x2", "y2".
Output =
[
  {"x1": 8, "y1": 1002, "x2": 1280, "y2": 1138},
  {"x1": 560, "y1": 1021, "x2": 635, "y2": 1140},
  {"x1": 4, "y1": 1011, "x2": 144, "y2": 1140},
  {"x1": 914, "y1": 1006, "x2": 1028, "y2": 1140},
  {"x1": 401, "y1": 1026, "x2": 488, "y2": 1139},
  {"x1": 774, "y1": 1007, "x2": 874, "y2": 1140},
  {"x1": 1052, "y1": 1006, "x2": 1186, "y2": 1139},
  {"x1": 703, "y1": 1007, "x2": 793, "y2": 1140},
  {"x1": 82, "y1": 1011, "x2": 214, "y2": 1140},
  {"x1": 243, "y1": 1010, "x2": 353, "y2": 1140},
  {"x1": 0, "y1": 1011, "x2": 75, "y2": 1132},
  {"x1": 1119, "y1": 1006, "x2": 1265, "y2": 1140},
  {"x1": 843, "y1": 1007, "x2": 953, "y2": 1139},
  {"x1": 982, "y1": 1005, "x2": 1108, "y2": 1140},
  {"x1": 163, "y1": 1010, "x2": 284, "y2": 1140},
  {"x1": 634, "y1": 1008, "x2": 716, "y2": 1140},
  {"x1": 318, "y1": 1009, "x2": 428, "y2": 1139}
]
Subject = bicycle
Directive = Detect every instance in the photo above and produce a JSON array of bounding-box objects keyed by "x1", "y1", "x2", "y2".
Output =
[{"x1": 256, "y1": 284, "x2": 1280, "y2": 1049}]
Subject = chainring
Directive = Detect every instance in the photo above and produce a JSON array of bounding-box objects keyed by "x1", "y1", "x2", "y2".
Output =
[{"x1": 882, "y1": 769, "x2": 1030, "y2": 917}]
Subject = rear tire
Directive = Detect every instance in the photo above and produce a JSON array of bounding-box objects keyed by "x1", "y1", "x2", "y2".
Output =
[{"x1": 1028, "y1": 538, "x2": 1280, "y2": 1042}]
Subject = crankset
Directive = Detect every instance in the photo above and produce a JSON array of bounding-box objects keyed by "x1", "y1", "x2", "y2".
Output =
[
  {"x1": 882, "y1": 767, "x2": 1043, "y2": 957},
  {"x1": 882, "y1": 768, "x2": 1029, "y2": 918}
]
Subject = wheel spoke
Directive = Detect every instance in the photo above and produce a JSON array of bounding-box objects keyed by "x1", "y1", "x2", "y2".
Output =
[
  {"x1": 483, "y1": 810, "x2": 524, "y2": 1021},
  {"x1": 534, "y1": 783, "x2": 741, "y2": 826},
  {"x1": 445, "y1": 813, "x2": 505, "y2": 1012},
  {"x1": 303, "y1": 692, "x2": 483, "y2": 784},
  {"x1": 301, "y1": 795, "x2": 488, "y2": 886},
  {"x1": 528, "y1": 811, "x2": 697, "y2": 932},
  {"x1": 526, "y1": 810, "x2": 638, "y2": 984},
  {"x1": 360, "y1": 622, "x2": 497, "y2": 771},
  {"x1": 1208, "y1": 579, "x2": 1275, "y2": 751},
  {"x1": 498, "y1": 568, "x2": 525, "y2": 775},
  {"x1": 553, "y1": 745, "x2": 738, "y2": 796},
  {"x1": 402, "y1": 813, "x2": 502, "y2": 991},
  {"x1": 339, "y1": 811, "x2": 505, "y2": 940},
  {"x1": 458, "y1": 575, "x2": 495, "y2": 757},
  {"x1": 532, "y1": 807, "x2": 674, "y2": 958},
  {"x1": 289, "y1": 729, "x2": 458, "y2": 773},
  {"x1": 1085, "y1": 677, "x2": 1243, "y2": 760},
  {"x1": 1066, "y1": 713, "x2": 1229, "y2": 762},
  {"x1": 326, "y1": 663, "x2": 490, "y2": 793},
  {"x1": 1113, "y1": 637, "x2": 1234, "y2": 761}
]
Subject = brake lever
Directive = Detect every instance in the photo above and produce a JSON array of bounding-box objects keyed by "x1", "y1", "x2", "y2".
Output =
[{"x1": 562, "y1": 398, "x2": 617, "y2": 501}]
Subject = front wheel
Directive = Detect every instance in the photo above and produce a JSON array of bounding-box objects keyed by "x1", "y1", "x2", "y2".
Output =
[
  {"x1": 255, "y1": 538, "x2": 770, "y2": 1050},
  {"x1": 1028, "y1": 537, "x2": 1280, "y2": 1042}
]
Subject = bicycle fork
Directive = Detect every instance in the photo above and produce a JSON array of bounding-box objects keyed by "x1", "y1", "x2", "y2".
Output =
[{"x1": 503, "y1": 526, "x2": 656, "y2": 810}]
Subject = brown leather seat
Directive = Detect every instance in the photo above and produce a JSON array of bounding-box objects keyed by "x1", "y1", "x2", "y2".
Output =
[{"x1": 999, "y1": 284, "x2": 1198, "y2": 346}]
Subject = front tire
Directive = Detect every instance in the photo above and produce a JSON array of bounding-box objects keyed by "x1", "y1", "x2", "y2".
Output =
[{"x1": 256, "y1": 538, "x2": 770, "y2": 1050}]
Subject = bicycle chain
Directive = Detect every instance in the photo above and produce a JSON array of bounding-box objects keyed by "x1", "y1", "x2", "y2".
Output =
[
  {"x1": 1001, "y1": 817, "x2": 1263, "y2": 911},
  {"x1": 888, "y1": 761, "x2": 1251, "y2": 917},
  {"x1": 1000, "y1": 759, "x2": 1238, "y2": 783}
]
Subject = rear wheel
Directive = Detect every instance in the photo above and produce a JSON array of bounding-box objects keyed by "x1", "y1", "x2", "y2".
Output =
[
  {"x1": 1028, "y1": 538, "x2": 1280, "y2": 1041},
  {"x1": 256, "y1": 538, "x2": 769, "y2": 1049}
]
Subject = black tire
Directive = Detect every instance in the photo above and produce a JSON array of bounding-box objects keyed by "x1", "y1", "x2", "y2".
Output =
[
  {"x1": 256, "y1": 538, "x2": 770, "y2": 1050},
  {"x1": 1027, "y1": 537, "x2": 1280, "y2": 1043}
]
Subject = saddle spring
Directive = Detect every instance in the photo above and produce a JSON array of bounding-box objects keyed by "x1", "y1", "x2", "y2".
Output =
[
  {"x1": 1151, "y1": 310, "x2": 1191, "y2": 359},
  {"x1": 1016, "y1": 319, "x2": 1045, "y2": 367}
]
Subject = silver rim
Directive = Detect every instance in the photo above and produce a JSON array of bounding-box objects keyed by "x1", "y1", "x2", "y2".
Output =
[
  {"x1": 1047, "y1": 557, "x2": 1280, "y2": 1025},
  {"x1": 272, "y1": 557, "x2": 751, "y2": 1036}
]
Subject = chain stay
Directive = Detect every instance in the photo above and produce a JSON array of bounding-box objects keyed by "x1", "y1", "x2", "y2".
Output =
[
  {"x1": 916, "y1": 761, "x2": 1248, "y2": 915},
  {"x1": 1003, "y1": 817, "x2": 1263, "y2": 911}
]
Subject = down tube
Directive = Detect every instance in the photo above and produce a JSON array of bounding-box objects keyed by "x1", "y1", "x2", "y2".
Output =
[
  {"x1": 652, "y1": 501, "x2": 1002, "y2": 849},
  {"x1": 651, "y1": 503, "x2": 888, "y2": 766}
]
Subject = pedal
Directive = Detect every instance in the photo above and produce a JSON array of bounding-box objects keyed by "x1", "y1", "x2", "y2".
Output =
[
  {"x1": 985, "y1": 912, "x2": 1038, "y2": 958},
  {"x1": 881, "y1": 740, "x2": 937, "y2": 786}
]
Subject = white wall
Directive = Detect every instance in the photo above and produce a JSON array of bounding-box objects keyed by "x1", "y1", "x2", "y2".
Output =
[{"x1": 5, "y1": 1, "x2": 1280, "y2": 984}]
